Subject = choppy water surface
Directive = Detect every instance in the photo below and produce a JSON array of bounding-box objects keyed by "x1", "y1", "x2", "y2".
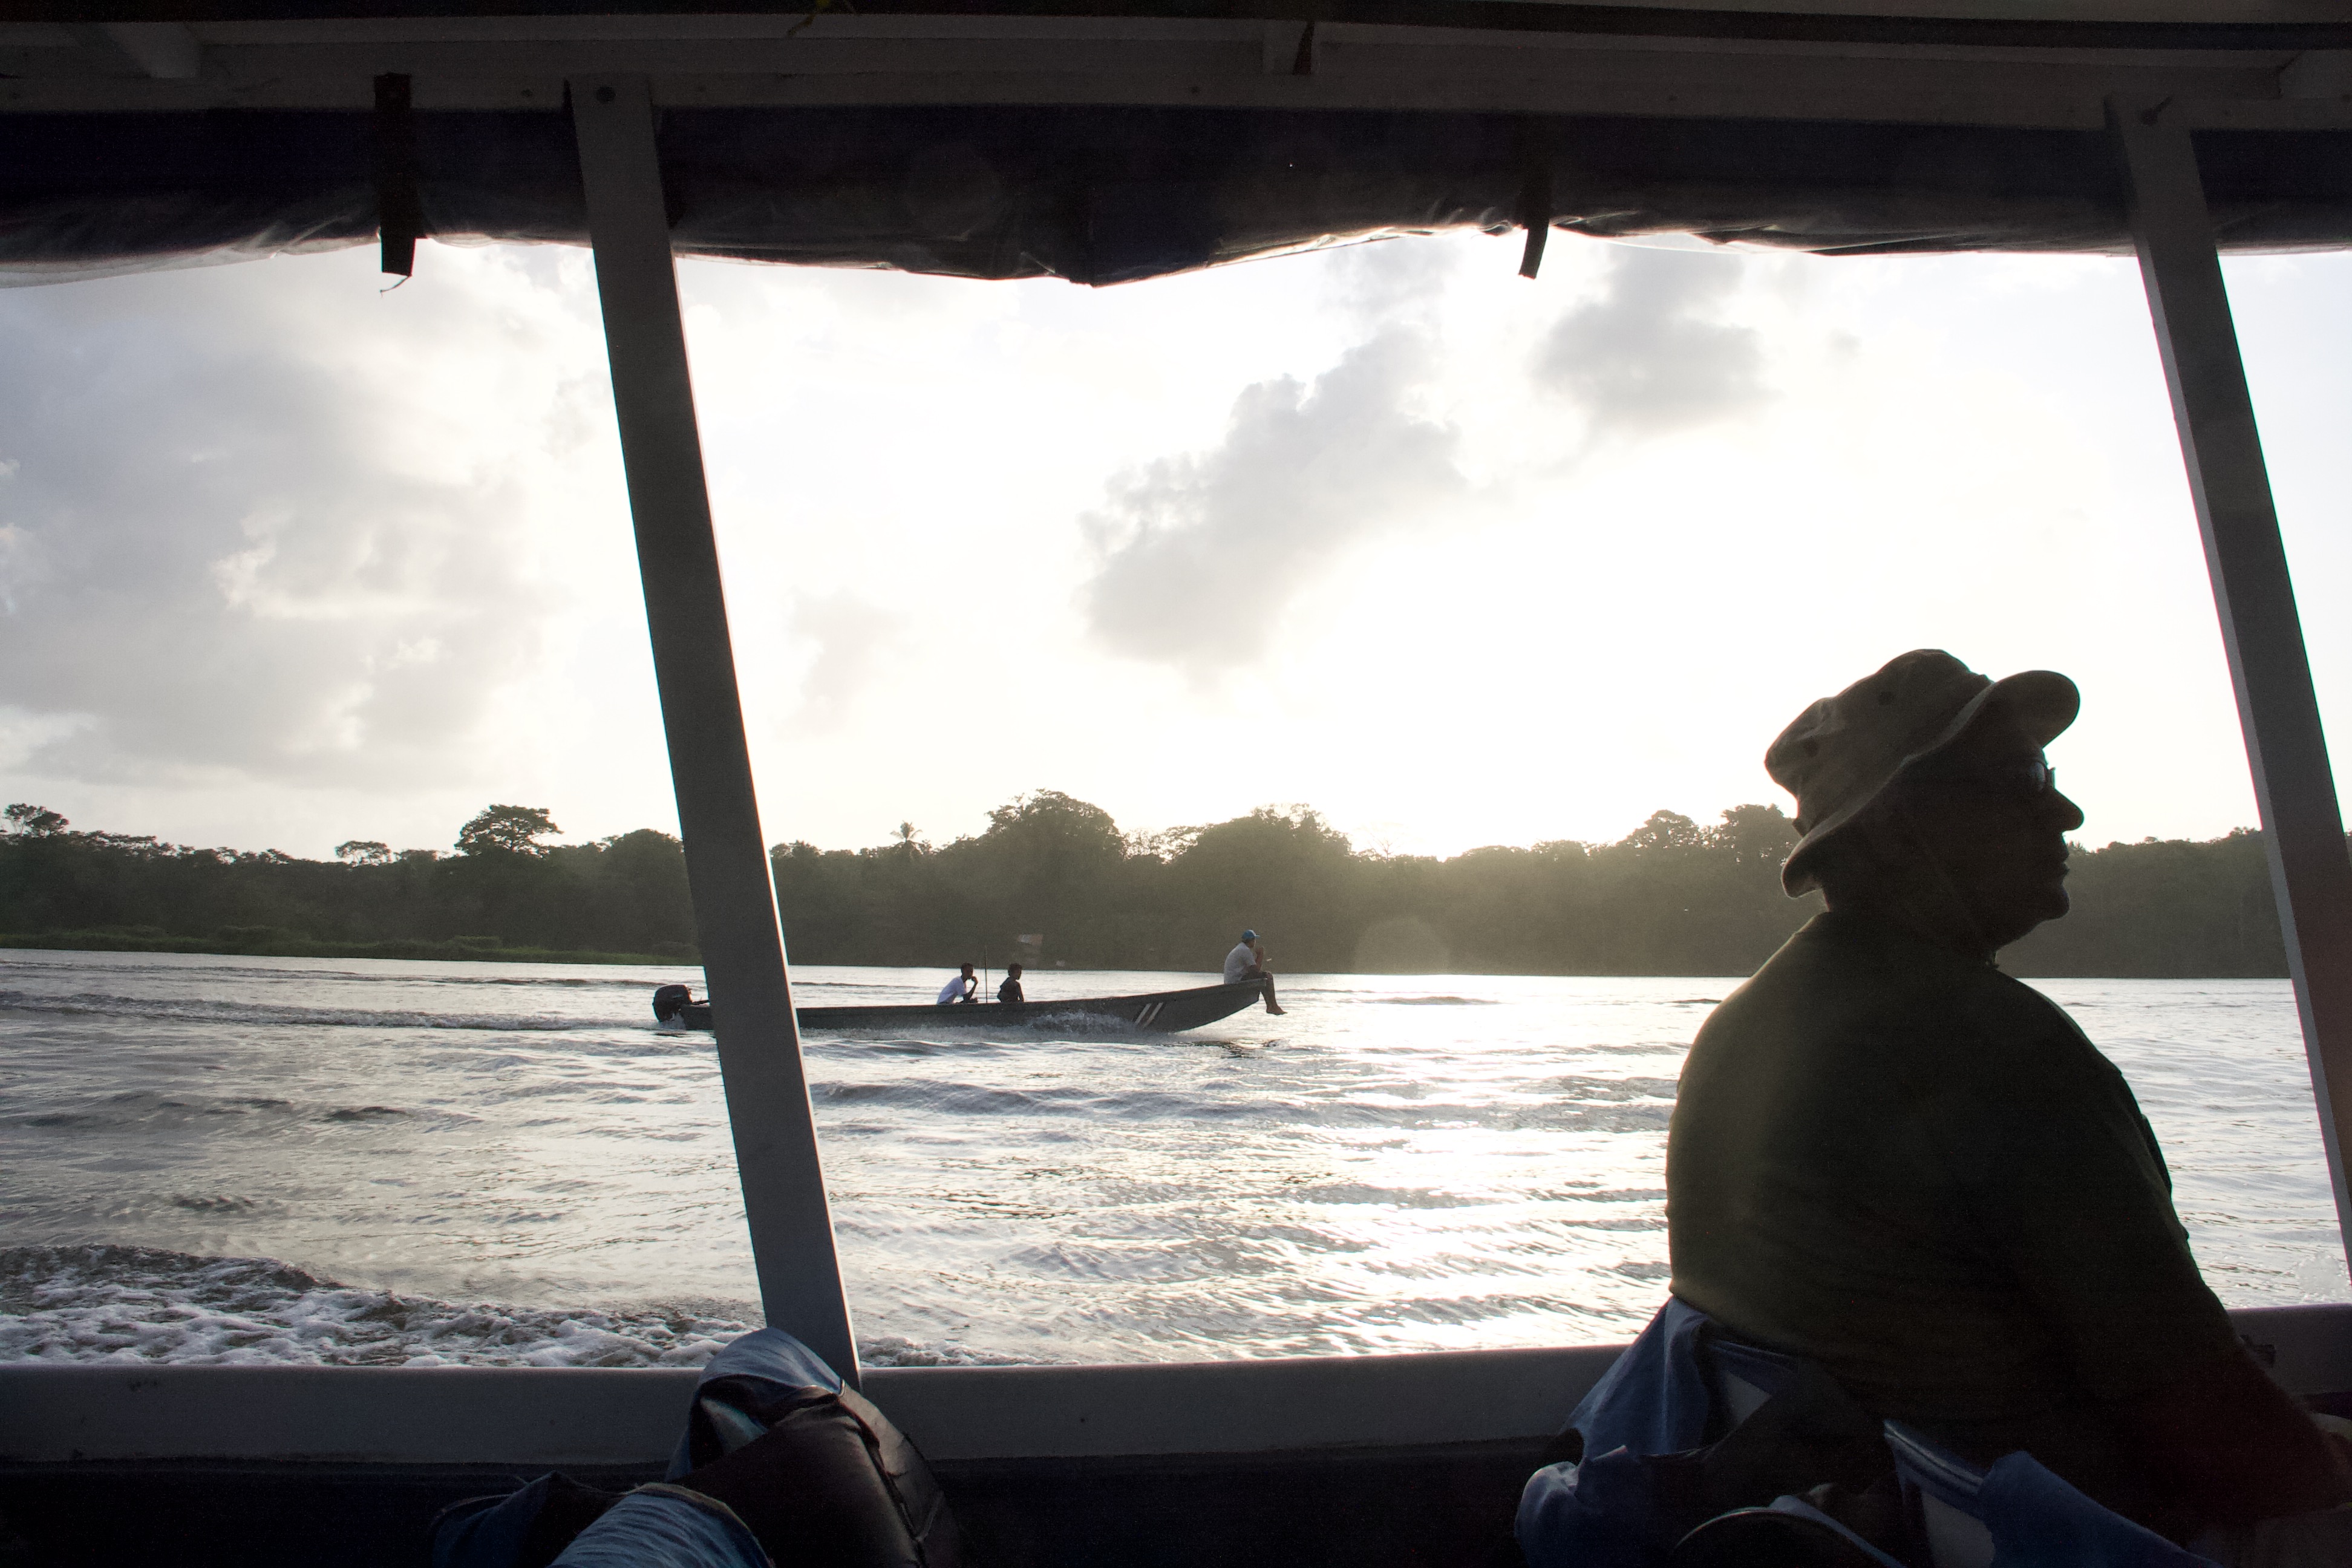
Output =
[{"x1": 1, "y1": 951, "x2": 2341, "y2": 1367}]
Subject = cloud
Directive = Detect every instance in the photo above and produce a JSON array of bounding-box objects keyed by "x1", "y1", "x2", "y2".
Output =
[
  {"x1": 1076, "y1": 327, "x2": 1470, "y2": 675},
  {"x1": 1323, "y1": 235, "x2": 1460, "y2": 333},
  {"x1": 0, "y1": 247, "x2": 606, "y2": 789},
  {"x1": 1533, "y1": 247, "x2": 1769, "y2": 440},
  {"x1": 785, "y1": 590, "x2": 897, "y2": 733}
]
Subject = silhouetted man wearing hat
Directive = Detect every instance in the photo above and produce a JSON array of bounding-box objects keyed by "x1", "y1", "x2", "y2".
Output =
[{"x1": 1668, "y1": 650, "x2": 2352, "y2": 1561}]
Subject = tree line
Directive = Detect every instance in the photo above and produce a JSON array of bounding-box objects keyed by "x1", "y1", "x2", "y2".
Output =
[
  {"x1": 0, "y1": 803, "x2": 696, "y2": 964},
  {"x1": 0, "y1": 792, "x2": 2298, "y2": 978}
]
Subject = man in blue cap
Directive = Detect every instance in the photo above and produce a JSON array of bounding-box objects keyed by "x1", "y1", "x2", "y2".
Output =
[{"x1": 1224, "y1": 929, "x2": 1285, "y2": 1014}]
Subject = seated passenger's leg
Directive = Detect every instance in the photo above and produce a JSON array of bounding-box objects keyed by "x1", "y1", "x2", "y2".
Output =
[
  {"x1": 550, "y1": 1488, "x2": 765, "y2": 1568},
  {"x1": 663, "y1": 1383, "x2": 964, "y2": 1567}
]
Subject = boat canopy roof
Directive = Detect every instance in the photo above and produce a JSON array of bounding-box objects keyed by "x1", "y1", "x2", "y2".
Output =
[{"x1": 6, "y1": 0, "x2": 2352, "y2": 284}]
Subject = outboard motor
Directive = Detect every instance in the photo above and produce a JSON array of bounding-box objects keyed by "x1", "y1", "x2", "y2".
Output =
[{"x1": 652, "y1": 984, "x2": 693, "y2": 1024}]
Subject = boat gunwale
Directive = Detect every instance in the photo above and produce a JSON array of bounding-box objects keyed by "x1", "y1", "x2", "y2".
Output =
[{"x1": 6, "y1": 1303, "x2": 2348, "y2": 1466}]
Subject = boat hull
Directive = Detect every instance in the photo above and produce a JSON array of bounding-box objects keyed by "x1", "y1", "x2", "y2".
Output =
[{"x1": 675, "y1": 979, "x2": 1269, "y2": 1035}]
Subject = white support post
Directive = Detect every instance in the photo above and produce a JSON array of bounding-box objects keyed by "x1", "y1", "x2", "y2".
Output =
[
  {"x1": 571, "y1": 74, "x2": 860, "y2": 1380},
  {"x1": 2113, "y1": 97, "x2": 2352, "y2": 1273}
]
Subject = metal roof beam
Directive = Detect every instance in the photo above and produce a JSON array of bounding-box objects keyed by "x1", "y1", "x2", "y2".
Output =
[
  {"x1": 2, "y1": 16, "x2": 2341, "y2": 128},
  {"x1": 572, "y1": 70, "x2": 861, "y2": 1383},
  {"x1": 2115, "y1": 93, "x2": 2352, "y2": 1274}
]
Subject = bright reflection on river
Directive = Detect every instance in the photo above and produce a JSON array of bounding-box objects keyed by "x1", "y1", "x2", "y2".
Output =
[
  {"x1": 830, "y1": 970, "x2": 1696, "y2": 1360},
  {"x1": 1, "y1": 952, "x2": 2342, "y2": 1366}
]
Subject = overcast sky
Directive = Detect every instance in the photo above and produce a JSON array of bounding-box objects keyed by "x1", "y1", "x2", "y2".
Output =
[{"x1": 1, "y1": 228, "x2": 2347, "y2": 862}]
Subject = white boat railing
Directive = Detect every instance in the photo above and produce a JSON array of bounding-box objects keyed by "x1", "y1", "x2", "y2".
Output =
[{"x1": 7, "y1": 1304, "x2": 2351, "y2": 1467}]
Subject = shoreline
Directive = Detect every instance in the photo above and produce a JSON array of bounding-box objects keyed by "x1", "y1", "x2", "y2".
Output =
[
  {"x1": 0, "y1": 930, "x2": 692, "y2": 967},
  {"x1": 0, "y1": 931, "x2": 2300, "y2": 981}
]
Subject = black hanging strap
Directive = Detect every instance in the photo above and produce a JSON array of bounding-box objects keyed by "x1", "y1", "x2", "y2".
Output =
[
  {"x1": 374, "y1": 73, "x2": 423, "y2": 277},
  {"x1": 1516, "y1": 121, "x2": 1553, "y2": 279}
]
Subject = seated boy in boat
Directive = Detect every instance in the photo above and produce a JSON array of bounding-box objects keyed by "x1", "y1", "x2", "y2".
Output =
[
  {"x1": 1667, "y1": 651, "x2": 2352, "y2": 1562},
  {"x1": 998, "y1": 963, "x2": 1024, "y2": 1004},
  {"x1": 935, "y1": 963, "x2": 978, "y2": 1005}
]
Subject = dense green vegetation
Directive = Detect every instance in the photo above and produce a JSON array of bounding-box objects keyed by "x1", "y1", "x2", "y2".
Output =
[
  {"x1": 0, "y1": 804, "x2": 696, "y2": 964},
  {"x1": 0, "y1": 793, "x2": 2296, "y2": 978},
  {"x1": 2004, "y1": 826, "x2": 2286, "y2": 978},
  {"x1": 769, "y1": 794, "x2": 1809, "y2": 975}
]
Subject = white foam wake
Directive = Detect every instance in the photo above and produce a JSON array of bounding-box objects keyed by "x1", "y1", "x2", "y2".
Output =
[
  {"x1": 0, "y1": 1245, "x2": 1036, "y2": 1369},
  {"x1": 0, "y1": 1246, "x2": 749, "y2": 1367},
  {"x1": 0, "y1": 989, "x2": 585, "y2": 1033}
]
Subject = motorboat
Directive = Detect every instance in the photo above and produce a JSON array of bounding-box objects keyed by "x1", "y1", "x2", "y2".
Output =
[{"x1": 652, "y1": 979, "x2": 1273, "y2": 1034}]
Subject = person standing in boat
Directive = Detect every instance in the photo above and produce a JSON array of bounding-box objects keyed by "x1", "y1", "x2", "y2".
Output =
[
  {"x1": 1223, "y1": 929, "x2": 1287, "y2": 1015},
  {"x1": 1666, "y1": 651, "x2": 2352, "y2": 1561},
  {"x1": 997, "y1": 964, "x2": 1024, "y2": 1005},
  {"x1": 935, "y1": 963, "x2": 978, "y2": 1005}
]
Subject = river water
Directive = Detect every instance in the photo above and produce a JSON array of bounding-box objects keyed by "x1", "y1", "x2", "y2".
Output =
[{"x1": 1, "y1": 950, "x2": 2342, "y2": 1368}]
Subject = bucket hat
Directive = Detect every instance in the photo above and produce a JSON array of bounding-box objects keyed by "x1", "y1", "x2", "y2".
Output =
[{"x1": 1769, "y1": 650, "x2": 2078, "y2": 897}]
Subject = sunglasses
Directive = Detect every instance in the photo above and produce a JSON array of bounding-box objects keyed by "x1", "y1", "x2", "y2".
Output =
[{"x1": 1904, "y1": 753, "x2": 2058, "y2": 801}]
